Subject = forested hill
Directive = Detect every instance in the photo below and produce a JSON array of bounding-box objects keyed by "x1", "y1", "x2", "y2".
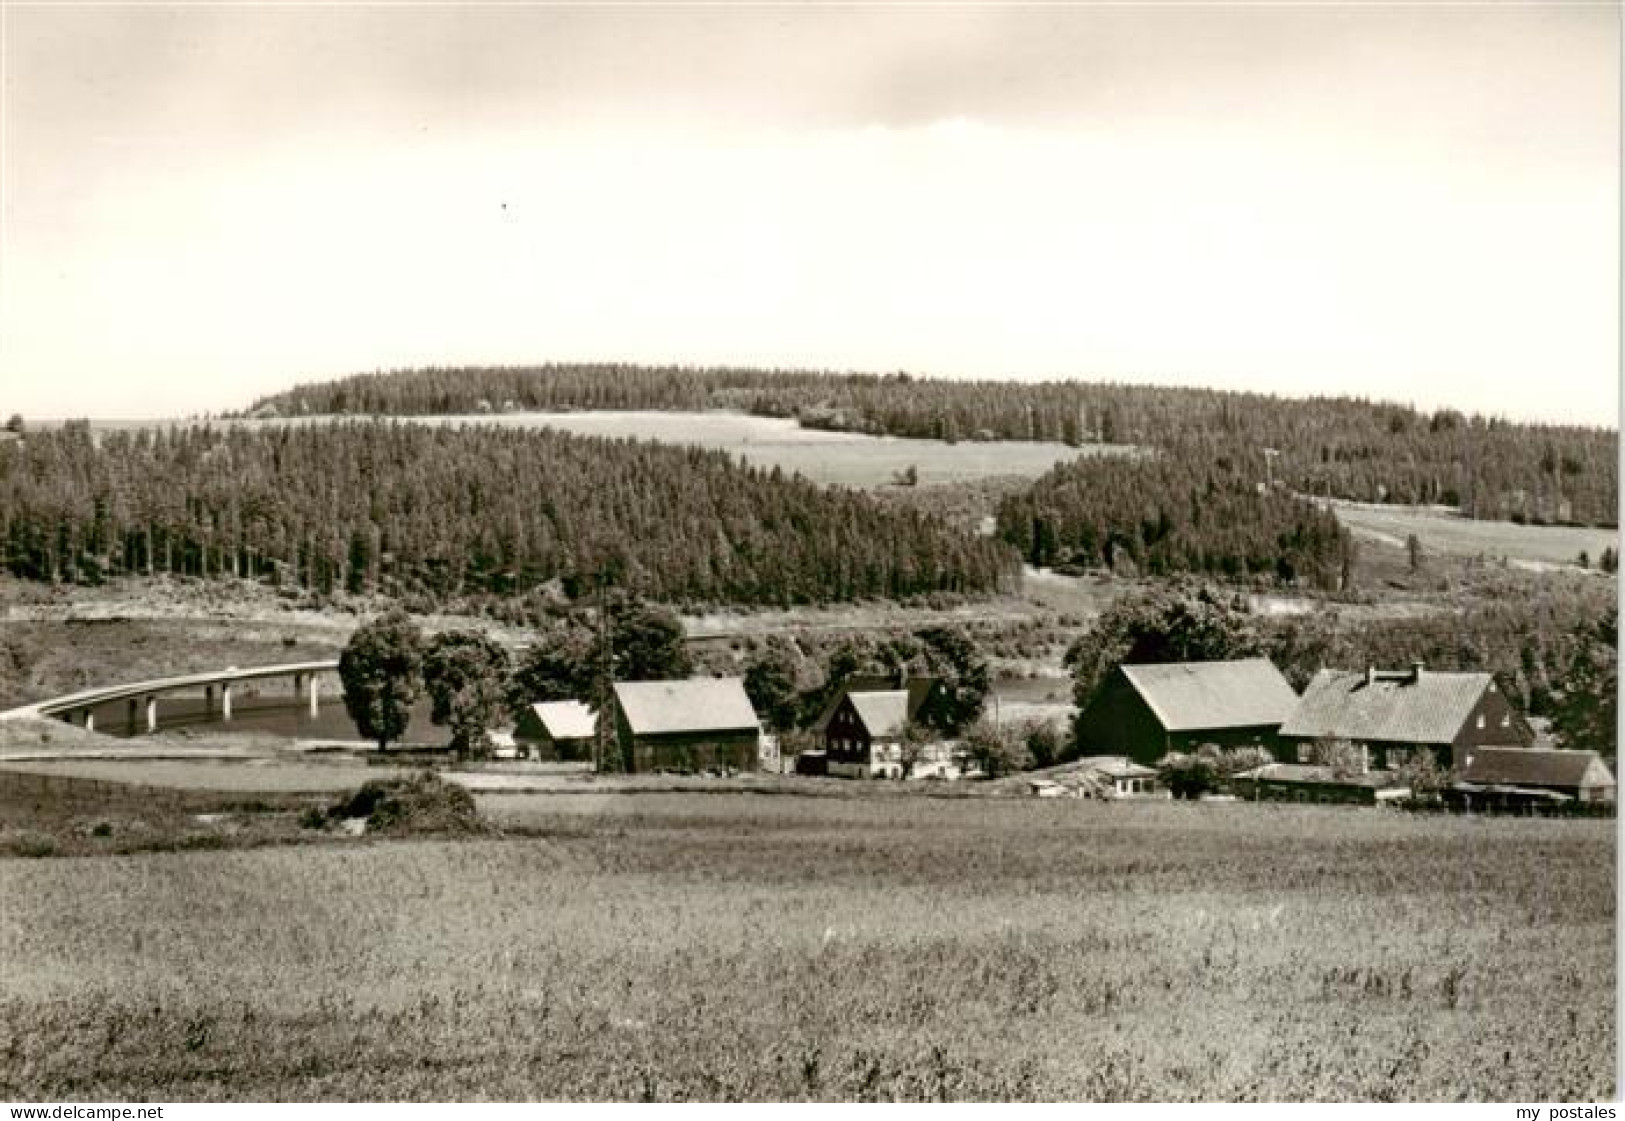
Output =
[
  {"x1": 996, "y1": 440, "x2": 1355, "y2": 590},
  {"x1": 0, "y1": 422, "x2": 1018, "y2": 606},
  {"x1": 244, "y1": 364, "x2": 1618, "y2": 526}
]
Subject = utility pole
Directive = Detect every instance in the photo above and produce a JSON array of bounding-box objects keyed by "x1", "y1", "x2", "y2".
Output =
[{"x1": 594, "y1": 569, "x2": 612, "y2": 772}]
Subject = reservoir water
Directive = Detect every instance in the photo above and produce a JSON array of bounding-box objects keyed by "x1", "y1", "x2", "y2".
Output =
[{"x1": 81, "y1": 691, "x2": 452, "y2": 746}]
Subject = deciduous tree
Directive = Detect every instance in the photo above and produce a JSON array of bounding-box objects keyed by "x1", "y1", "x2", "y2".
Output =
[
  {"x1": 338, "y1": 608, "x2": 424, "y2": 751},
  {"x1": 423, "y1": 630, "x2": 512, "y2": 759}
]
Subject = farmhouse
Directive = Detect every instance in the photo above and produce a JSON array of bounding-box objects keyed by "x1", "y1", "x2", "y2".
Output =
[
  {"x1": 612, "y1": 678, "x2": 762, "y2": 773},
  {"x1": 819, "y1": 675, "x2": 950, "y2": 779},
  {"x1": 1232, "y1": 763, "x2": 1412, "y2": 806},
  {"x1": 1073, "y1": 658, "x2": 1300, "y2": 766},
  {"x1": 1453, "y1": 746, "x2": 1616, "y2": 806},
  {"x1": 513, "y1": 700, "x2": 597, "y2": 760},
  {"x1": 1278, "y1": 664, "x2": 1533, "y2": 771}
]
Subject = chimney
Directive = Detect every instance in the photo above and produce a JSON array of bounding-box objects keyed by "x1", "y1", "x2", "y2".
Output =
[{"x1": 1410, "y1": 661, "x2": 1425, "y2": 684}]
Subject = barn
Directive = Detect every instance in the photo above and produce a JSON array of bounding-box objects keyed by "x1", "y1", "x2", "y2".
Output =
[
  {"x1": 513, "y1": 700, "x2": 597, "y2": 760},
  {"x1": 612, "y1": 678, "x2": 762, "y2": 773},
  {"x1": 1278, "y1": 664, "x2": 1533, "y2": 771},
  {"x1": 1072, "y1": 658, "x2": 1300, "y2": 766}
]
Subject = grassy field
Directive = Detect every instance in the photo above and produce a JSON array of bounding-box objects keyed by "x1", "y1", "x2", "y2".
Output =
[
  {"x1": 0, "y1": 769, "x2": 323, "y2": 858},
  {"x1": 1327, "y1": 501, "x2": 1618, "y2": 570},
  {"x1": 312, "y1": 410, "x2": 1126, "y2": 489},
  {"x1": 0, "y1": 788, "x2": 1611, "y2": 1102}
]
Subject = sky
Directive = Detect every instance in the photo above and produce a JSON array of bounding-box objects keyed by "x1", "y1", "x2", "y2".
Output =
[{"x1": 1, "y1": 3, "x2": 1618, "y2": 426}]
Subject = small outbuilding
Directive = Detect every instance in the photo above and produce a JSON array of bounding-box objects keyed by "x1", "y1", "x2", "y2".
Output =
[
  {"x1": 513, "y1": 699, "x2": 597, "y2": 760},
  {"x1": 612, "y1": 677, "x2": 762, "y2": 773},
  {"x1": 1232, "y1": 763, "x2": 1411, "y2": 806},
  {"x1": 1058, "y1": 756, "x2": 1166, "y2": 799},
  {"x1": 1073, "y1": 658, "x2": 1300, "y2": 767}
]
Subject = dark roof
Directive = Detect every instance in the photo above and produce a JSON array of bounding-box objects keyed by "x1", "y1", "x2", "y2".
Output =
[
  {"x1": 1240, "y1": 763, "x2": 1407, "y2": 790},
  {"x1": 613, "y1": 678, "x2": 760, "y2": 736},
  {"x1": 818, "y1": 675, "x2": 938, "y2": 733},
  {"x1": 1280, "y1": 668, "x2": 1498, "y2": 745},
  {"x1": 1457, "y1": 747, "x2": 1615, "y2": 790},
  {"x1": 1117, "y1": 659, "x2": 1299, "y2": 732}
]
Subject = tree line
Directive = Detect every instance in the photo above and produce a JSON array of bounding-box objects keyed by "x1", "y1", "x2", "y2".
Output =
[
  {"x1": 244, "y1": 364, "x2": 1618, "y2": 526},
  {"x1": 0, "y1": 421, "x2": 1018, "y2": 606}
]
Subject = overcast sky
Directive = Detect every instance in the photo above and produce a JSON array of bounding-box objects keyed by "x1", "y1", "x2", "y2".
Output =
[{"x1": 2, "y1": 4, "x2": 1618, "y2": 425}]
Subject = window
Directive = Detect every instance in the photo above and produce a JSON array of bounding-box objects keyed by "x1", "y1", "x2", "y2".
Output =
[
  {"x1": 1476, "y1": 715, "x2": 1486, "y2": 730},
  {"x1": 1500, "y1": 714, "x2": 1510, "y2": 728},
  {"x1": 1296, "y1": 743, "x2": 1312, "y2": 763}
]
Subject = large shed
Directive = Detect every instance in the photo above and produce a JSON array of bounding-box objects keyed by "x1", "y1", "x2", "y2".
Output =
[
  {"x1": 1278, "y1": 664, "x2": 1533, "y2": 771},
  {"x1": 1073, "y1": 658, "x2": 1300, "y2": 766},
  {"x1": 1455, "y1": 746, "x2": 1615, "y2": 804},
  {"x1": 612, "y1": 678, "x2": 762, "y2": 773}
]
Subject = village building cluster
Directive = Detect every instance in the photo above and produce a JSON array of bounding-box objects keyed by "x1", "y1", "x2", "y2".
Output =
[{"x1": 509, "y1": 656, "x2": 1614, "y2": 810}]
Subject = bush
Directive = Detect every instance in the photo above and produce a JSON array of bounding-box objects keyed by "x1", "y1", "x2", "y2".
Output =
[{"x1": 4, "y1": 830, "x2": 59, "y2": 858}]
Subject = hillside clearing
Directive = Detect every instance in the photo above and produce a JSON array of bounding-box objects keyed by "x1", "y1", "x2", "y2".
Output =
[
  {"x1": 250, "y1": 410, "x2": 1129, "y2": 488},
  {"x1": 1326, "y1": 501, "x2": 1617, "y2": 569}
]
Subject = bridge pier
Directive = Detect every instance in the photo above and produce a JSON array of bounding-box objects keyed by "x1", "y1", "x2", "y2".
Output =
[
  {"x1": 146, "y1": 696, "x2": 158, "y2": 734},
  {"x1": 221, "y1": 683, "x2": 233, "y2": 722},
  {"x1": 307, "y1": 675, "x2": 320, "y2": 718},
  {"x1": 81, "y1": 709, "x2": 94, "y2": 733}
]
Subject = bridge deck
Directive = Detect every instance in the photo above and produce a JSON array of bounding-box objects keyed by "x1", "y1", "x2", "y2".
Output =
[{"x1": 1, "y1": 659, "x2": 341, "y2": 720}]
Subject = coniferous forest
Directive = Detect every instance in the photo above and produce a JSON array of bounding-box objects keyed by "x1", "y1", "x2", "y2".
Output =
[
  {"x1": 0, "y1": 422, "x2": 1018, "y2": 606},
  {"x1": 995, "y1": 438, "x2": 1355, "y2": 590},
  {"x1": 246, "y1": 364, "x2": 1617, "y2": 526}
]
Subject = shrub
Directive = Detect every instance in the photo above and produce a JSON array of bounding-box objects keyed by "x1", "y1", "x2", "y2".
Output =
[{"x1": 4, "y1": 830, "x2": 59, "y2": 858}]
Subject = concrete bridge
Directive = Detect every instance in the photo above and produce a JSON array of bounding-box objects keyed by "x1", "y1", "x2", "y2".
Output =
[{"x1": 0, "y1": 659, "x2": 341, "y2": 734}]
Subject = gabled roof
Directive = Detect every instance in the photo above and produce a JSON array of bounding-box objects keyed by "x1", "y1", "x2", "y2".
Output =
[
  {"x1": 613, "y1": 678, "x2": 760, "y2": 737},
  {"x1": 1280, "y1": 668, "x2": 1497, "y2": 746},
  {"x1": 847, "y1": 691, "x2": 911, "y2": 739},
  {"x1": 1458, "y1": 747, "x2": 1615, "y2": 790},
  {"x1": 1117, "y1": 659, "x2": 1299, "y2": 732},
  {"x1": 529, "y1": 700, "x2": 596, "y2": 741},
  {"x1": 817, "y1": 675, "x2": 938, "y2": 733}
]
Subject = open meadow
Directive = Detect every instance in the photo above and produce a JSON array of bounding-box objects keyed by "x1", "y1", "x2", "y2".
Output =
[
  {"x1": 249, "y1": 410, "x2": 1126, "y2": 489},
  {"x1": 1326, "y1": 501, "x2": 1617, "y2": 571},
  {"x1": 0, "y1": 784, "x2": 1612, "y2": 1102}
]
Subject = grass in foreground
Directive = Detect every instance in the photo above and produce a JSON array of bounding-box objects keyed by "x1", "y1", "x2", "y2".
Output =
[
  {"x1": 0, "y1": 792, "x2": 1612, "y2": 1102},
  {"x1": 0, "y1": 769, "x2": 323, "y2": 857}
]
